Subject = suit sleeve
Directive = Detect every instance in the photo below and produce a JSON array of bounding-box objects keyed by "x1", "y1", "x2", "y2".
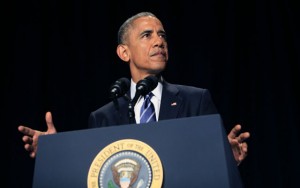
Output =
[{"x1": 199, "y1": 89, "x2": 218, "y2": 114}]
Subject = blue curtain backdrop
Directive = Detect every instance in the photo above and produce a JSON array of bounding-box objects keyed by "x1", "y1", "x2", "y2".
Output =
[{"x1": 6, "y1": 0, "x2": 299, "y2": 187}]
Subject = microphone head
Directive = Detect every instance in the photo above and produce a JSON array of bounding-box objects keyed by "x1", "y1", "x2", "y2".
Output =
[
  {"x1": 136, "y1": 75, "x2": 158, "y2": 95},
  {"x1": 109, "y1": 77, "x2": 130, "y2": 99}
]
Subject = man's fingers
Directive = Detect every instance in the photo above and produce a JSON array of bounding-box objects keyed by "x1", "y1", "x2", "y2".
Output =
[
  {"x1": 241, "y1": 132, "x2": 251, "y2": 140},
  {"x1": 45, "y1": 111, "x2": 57, "y2": 133},
  {"x1": 240, "y1": 142, "x2": 248, "y2": 154},
  {"x1": 45, "y1": 111, "x2": 54, "y2": 127},
  {"x1": 25, "y1": 145, "x2": 37, "y2": 158},
  {"x1": 228, "y1": 124, "x2": 241, "y2": 138},
  {"x1": 18, "y1": 125, "x2": 35, "y2": 137},
  {"x1": 237, "y1": 132, "x2": 250, "y2": 143},
  {"x1": 24, "y1": 143, "x2": 32, "y2": 152},
  {"x1": 30, "y1": 152, "x2": 36, "y2": 158},
  {"x1": 22, "y1": 135, "x2": 32, "y2": 144},
  {"x1": 228, "y1": 125, "x2": 250, "y2": 143}
]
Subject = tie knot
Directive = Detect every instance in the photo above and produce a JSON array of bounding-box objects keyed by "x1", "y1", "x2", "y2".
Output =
[{"x1": 145, "y1": 92, "x2": 154, "y2": 100}]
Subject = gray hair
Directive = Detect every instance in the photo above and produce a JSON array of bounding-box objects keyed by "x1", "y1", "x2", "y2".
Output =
[{"x1": 117, "y1": 12, "x2": 157, "y2": 45}]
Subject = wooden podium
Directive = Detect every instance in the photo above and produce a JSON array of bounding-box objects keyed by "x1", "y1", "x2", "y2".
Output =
[{"x1": 33, "y1": 114, "x2": 244, "y2": 188}]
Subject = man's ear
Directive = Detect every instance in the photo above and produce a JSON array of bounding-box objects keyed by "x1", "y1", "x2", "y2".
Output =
[{"x1": 116, "y1": 44, "x2": 130, "y2": 62}]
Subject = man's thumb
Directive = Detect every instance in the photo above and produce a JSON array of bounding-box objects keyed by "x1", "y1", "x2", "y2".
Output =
[{"x1": 45, "y1": 111, "x2": 57, "y2": 133}]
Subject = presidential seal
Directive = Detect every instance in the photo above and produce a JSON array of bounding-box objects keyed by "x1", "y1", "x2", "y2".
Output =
[{"x1": 87, "y1": 139, "x2": 163, "y2": 188}]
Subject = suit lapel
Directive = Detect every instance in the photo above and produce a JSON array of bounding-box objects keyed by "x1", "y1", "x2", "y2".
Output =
[
  {"x1": 159, "y1": 82, "x2": 182, "y2": 120},
  {"x1": 117, "y1": 93, "x2": 136, "y2": 125}
]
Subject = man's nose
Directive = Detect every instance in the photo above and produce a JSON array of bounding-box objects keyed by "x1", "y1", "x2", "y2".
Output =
[{"x1": 153, "y1": 35, "x2": 165, "y2": 48}]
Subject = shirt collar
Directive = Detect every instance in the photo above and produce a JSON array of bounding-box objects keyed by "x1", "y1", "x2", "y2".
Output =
[{"x1": 130, "y1": 77, "x2": 163, "y2": 100}]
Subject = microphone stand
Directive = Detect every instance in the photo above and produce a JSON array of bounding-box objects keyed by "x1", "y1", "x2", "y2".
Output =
[
  {"x1": 128, "y1": 101, "x2": 135, "y2": 124},
  {"x1": 128, "y1": 91, "x2": 141, "y2": 124}
]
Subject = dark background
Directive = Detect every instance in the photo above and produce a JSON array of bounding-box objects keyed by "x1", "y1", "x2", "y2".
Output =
[{"x1": 6, "y1": 0, "x2": 299, "y2": 187}]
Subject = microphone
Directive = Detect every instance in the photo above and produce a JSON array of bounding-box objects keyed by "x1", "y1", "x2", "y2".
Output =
[
  {"x1": 109, "y1": 77, "x2": 130, "y2": 99},
  {"x1": 136, "y1": 75, "x2": 159, "y2": 96},
  {"x1": 131, "y1": 75, "x2": 158, "y2": 106}
]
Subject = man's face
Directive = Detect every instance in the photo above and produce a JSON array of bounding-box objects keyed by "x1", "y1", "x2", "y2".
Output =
[{"x1": 125, "y1": 16, "x2": 168, "y2": 81}]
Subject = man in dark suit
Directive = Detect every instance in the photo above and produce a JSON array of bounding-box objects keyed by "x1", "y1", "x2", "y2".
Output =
[{"x1": 18, "y1": 12, "x2": 250, "y2": 165}]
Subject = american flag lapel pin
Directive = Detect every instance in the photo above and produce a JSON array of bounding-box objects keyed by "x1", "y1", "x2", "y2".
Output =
[{"x1": 171, "y1": 102, "x2": 177, "y2": 106}]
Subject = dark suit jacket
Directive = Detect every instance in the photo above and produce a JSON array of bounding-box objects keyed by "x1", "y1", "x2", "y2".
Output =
[{"x1": 88, "y1": 81, "x2": 218, "y2": 128}]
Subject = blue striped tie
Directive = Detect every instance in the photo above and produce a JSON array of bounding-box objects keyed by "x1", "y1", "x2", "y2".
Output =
[{"x1": 140, "y1": 92, "x2": 156, "y2": 123}]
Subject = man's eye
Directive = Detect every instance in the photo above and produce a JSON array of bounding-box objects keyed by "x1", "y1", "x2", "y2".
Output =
[
  {"x1": 143, "y1": 33, "x2": 150, "y2": 38},
  {"x1": 160, "y1": 34, "x2": 167, "y2": 40}
]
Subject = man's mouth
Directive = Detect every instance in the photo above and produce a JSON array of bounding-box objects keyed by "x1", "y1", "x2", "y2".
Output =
[{"x1": 151, "y1": 50, "x2": 166, "y2": 57}]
